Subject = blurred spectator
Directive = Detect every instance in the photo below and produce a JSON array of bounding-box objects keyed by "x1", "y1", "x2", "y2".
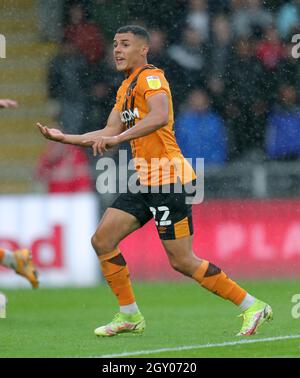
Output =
[
  {"x1": 94, "y1": 0, "x2": 135, "y2": 43},
  {"x1": 85, "y1": 48, "x2": 123, "y2": 134},
  {"x1": 208, "y1": 0, "x2": 230, "y2": 13},
  {"x1": 185, "y1": 0, "x2": 210, "y2": 41},
  {"x1": 36, "y1": 123, "x2": 93, "y2": 193},
  {"x1": 148, "y1": 29, "x2": 173, "y2": 75},
  {"x1": 128, "y1": 0, "x2": 187, "y2": 44},
  {"x1": 277, "y1": 0, "x2": 300, "y2": 40},
  {"x1": 256, "y1": 25, "x2": 286, "y2": 71},
  {"x1": 148, "y1": 28, "x2": 182, "y2": 111},
  {"x1": 207, "y1": 14, "x2": 233, "y2": 115},
  {"x1": 175, "y1": 89, "x2": 227, "y2": 167},
  {"x1": 64, "y1": 0, "x2": 94, "y2": 20},
  {"x1": 48, "y1": 39, "x2": 90, "y2": 134},
  {"x1": 230, "y1": 0, "x2": 246, "y2": 36},
  {"x1": 224, "y1": 38, "x2": 266, "y2": 159},
  {"x1": 37, "y1": 0, "x2": 64, "y2": 42},
  {"x1": 168, "y1": 26, "x2": 208, "y2": 109},
  {"x1": 43, "y1": 0, "x2": 300, "y2": 169},
  {"x1": 277, "y1": 41, "x2": 300, "y2": 99},
  {"x1": 231, "y1": 0, "x2": 273, "y2": 38},
  {"x1": 266, "y1": 84, "x2": 300, "y2": 160},
  {"x1": 256, "y1": 24, "x2": 286, "y2": 103},
  {"x1": 168, "y1": 26, "x2": 207, "y2": 73},
  {"x1": 64, "y1": 3, "x2": 105, "y2": 66}
]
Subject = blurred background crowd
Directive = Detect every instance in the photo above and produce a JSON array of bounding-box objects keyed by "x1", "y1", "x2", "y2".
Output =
[
  {"x1": 42, "y1": 0, "x2": 300, "y2": 165},
  {"x1": 1, "y1": 0, "x2": 300, "y2": 203}
]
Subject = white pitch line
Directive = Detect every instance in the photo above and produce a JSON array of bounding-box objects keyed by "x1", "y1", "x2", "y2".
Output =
[{"x1": 97, "y1": 334, "x2": 300, "y2": 358}]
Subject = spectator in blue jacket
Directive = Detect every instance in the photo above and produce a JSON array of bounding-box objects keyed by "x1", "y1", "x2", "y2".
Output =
[
  {"x1": 266, "y1": 84, "x2": 300, "y2": 160},
  {"x1": 175, "y1": 89, "x2": 227, "y2": 168}
]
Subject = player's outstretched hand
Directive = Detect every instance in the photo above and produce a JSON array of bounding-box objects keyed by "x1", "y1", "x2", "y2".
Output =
[
  {"x1": 0, "y1": 99, "x2": 18, "y2": 108},
  {"x1": 36, "y1": 122, "x2": 66, "y2": 143}
]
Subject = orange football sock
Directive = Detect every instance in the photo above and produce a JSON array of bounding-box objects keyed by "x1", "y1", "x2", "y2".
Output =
[
  {"x1": 192, "y1": 260, "x2": 247, "y2": 306},
  {"x1": 0, "y1": 248, "x2": 5, "y2": 262},
  {"x1": 99, "y1": 248, "x2": 135, "y2": 306}
]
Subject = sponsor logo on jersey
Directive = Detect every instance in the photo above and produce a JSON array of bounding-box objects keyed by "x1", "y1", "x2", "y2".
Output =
[
  {"x1": 121, "y1": 107, "x2": 140, "y2": 123},
  {"x1": 146, "y1": 76, "x2": 161, "y2": 90}
]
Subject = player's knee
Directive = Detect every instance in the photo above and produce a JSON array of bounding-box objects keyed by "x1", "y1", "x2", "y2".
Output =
[
  {"x1": 169, "y1": 256, "x2": 190, "y2": 276},
  {"x1": 170, "y1": 257, "x2": 184, "y2": 273},
  {"x1": 91, "y1": 232, "x2": 116, "y2": 256},
  {"x1": 91, "y1": 233, "x2": 100, "y2": 254},
  {"x1": 169, "y1": 258, "x2": 182, "y2": 273}
]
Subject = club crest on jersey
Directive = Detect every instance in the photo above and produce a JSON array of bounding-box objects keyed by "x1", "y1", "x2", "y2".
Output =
[
  {"x1": 121, "y1": 107, "x2": 140, "y2": 123},
  {"x1": 146, "y1": 76, "x2": 161, "y2": 90}
]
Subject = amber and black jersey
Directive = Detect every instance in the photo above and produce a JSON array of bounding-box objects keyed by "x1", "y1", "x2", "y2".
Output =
[{"x1": 114, "y1": 64, "x2": 196, "y2": 186}]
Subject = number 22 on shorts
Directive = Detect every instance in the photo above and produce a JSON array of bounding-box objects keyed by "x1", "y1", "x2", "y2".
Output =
[{"x1": 149, "y1": 206, "x2": 171, "y2": 226}]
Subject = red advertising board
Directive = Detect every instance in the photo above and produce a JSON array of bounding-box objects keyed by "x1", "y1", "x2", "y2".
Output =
[
  {"x1": 120, "y1": 199, "x2": 300, "y2": 280},
  {"x1": 0, "y1": 194, "x2": 99, "y2": 288}
]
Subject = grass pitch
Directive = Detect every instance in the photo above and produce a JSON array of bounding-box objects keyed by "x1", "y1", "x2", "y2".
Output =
[{"x1": 0, "y1": 280, "x2": 299, "y2": 358}]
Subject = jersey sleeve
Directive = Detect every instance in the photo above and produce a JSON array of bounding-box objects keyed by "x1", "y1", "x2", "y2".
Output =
[
  {"x1": 139, "y1": 70, "x2": 170, "y2": 100},
  {"x1": 113, "y1": 86, "x2": 123, "y2": 112}
]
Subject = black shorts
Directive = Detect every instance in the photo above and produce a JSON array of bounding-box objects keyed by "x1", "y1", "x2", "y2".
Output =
[{"x1": 110, "y1": 181, "x2": 195, "y2": 240}]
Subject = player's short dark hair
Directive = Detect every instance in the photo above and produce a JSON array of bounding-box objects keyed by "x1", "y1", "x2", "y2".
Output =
[{"x1": 116, "y1": 25, "x2": 150, "y2": 43}]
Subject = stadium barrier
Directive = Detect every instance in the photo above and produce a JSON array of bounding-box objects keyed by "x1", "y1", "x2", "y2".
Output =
[
  {"x1": 1, "y1": 195, "x2": 299, "y2": 287},
  {"x1": 122, "y1": 199, "x2": 300, "y2": 280},
  {"x1": 0, "y1": 193, "x2": 99, "y2": 287}
]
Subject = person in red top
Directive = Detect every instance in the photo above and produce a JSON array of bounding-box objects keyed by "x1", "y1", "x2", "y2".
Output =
[
  {"x1": 64, "y1": 3, "x2": 104, "y2": 66},
  {"x1": 256, "y1": 25, "x2": 286, "y2": 71},
  {"x1": 36, "y1": 139, "x2": 93, "y2": 193}
]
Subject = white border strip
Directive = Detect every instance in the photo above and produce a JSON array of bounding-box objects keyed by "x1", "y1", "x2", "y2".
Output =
[{"x1": 97, "y1": 334, "x2": 300, "y2": 358}]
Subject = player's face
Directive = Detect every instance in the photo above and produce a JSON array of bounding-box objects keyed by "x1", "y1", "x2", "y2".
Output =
[{"x1": 113, "y1": 32, "x2": 148, "y2": 73}]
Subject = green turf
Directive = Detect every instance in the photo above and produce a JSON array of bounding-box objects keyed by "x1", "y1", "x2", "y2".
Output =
[{"x1": 0, "y1": 280, "x2": 299, "y2": 358}]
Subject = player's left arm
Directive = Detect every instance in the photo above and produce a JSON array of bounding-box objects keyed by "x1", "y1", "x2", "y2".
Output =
[{"x1": 91, "y1": 93, "x2": 169, "y2": 155}]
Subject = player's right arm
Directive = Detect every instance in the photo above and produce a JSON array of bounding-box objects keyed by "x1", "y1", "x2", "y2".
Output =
[
  {"x1": 36, "y1": 108, "x2": 124, "y2": 147},
  {"x1": 0, "y1": 99, "x2": 18, "y2": 108}
]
